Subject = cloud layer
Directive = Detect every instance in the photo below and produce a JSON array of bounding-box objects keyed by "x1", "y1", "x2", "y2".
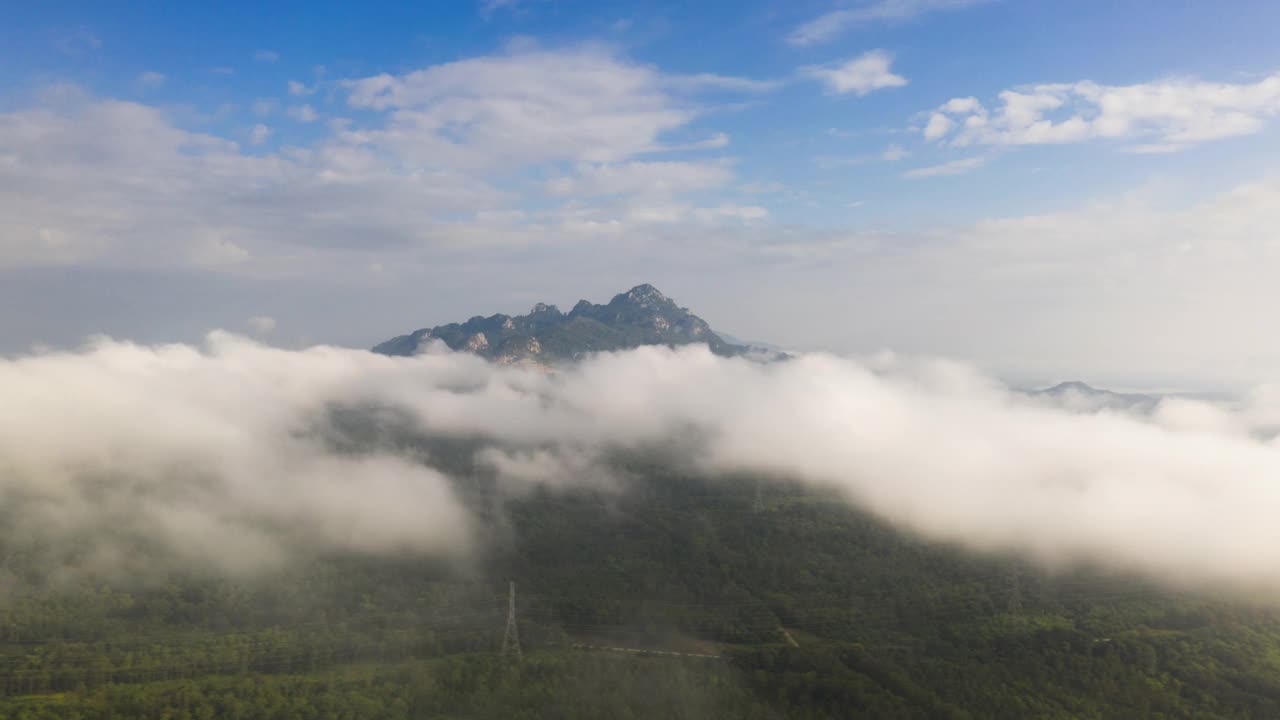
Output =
[
  {"x1": 7, "y1": 335, "x2": 1280, "y2": 595},
  {"x1": 0, "y1": 48, "x2": 766, "y2": 274},
  {"x1": 788, "y1": 0, "x2": 993, "y2": 46},
  {"x1": 924, "y1": 73, "x2": 1280, "y2": 152},
  {"x1": 804, "y1": 50, "x2": 908, "y2": 96}
]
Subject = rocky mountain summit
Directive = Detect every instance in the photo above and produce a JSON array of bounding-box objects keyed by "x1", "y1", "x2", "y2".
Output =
[{"x1": 372, "y1": 284, "x2": 746, "y2": 363}]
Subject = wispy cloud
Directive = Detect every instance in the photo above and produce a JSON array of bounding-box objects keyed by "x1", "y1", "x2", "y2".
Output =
[
  {"x1": 54, "y1": 27, "x2": 102, "y2": 56},
  {"x1": 922, "y1": 73, "x2": 1280, "y2": 152},
  {"x1": 902, "y1": 155, "x2": 987, "y2": 178},
  {"x1": 287, "y1": 104, "x2": 318, "y2": 123},
  {"x1": 788, "y1": 0, "x2": 993, "y2": 46},
  {"x1": 803, "y1": 50, "x2": 907, "y2": 96},
  {"x1": 342, "y1": 47, "x2": 703, "y2": 167},
  {"x1": 254, "y1": 49, "x2": 280, "y2": 62},
  {"x1": 813, "y1": 146, "x2": 908, "y2": 168},
  {"x1": 881, "y1": 143, "x2": 909, "y2": 161},
  {"x1": 665, "y1": 72, "x2": 781, "y2": 93},
  {"x1": 545, "y1": 160, "x2": 734, "y2": 198},
  {"x1": 0, "y1": 47, "x2": 764, "y2": 274},
  {"x1": 136, "y1": 71, "x2": 166, "y2": 89},
  {"x1": 247, "y1": 315, "x2": 276, "y2": 335},
  {"x1": 248, "y1": 124, "x2": 271, "y2": 146},
  {"x1": 479, "y1": 0, "x2": 529, "y2": 18}
]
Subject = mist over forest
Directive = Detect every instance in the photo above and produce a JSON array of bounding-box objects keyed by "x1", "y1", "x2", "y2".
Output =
[
  {"x1": 6, "y1": 332, "x2": 1280, "y2": 593},
  {"x1": 5, "y1": 332, "x2": 1280, "y2": 716}
]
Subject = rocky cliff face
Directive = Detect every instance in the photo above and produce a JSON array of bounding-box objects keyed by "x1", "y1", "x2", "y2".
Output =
[{"x1": 372, "y1": 284, "x2": 746, "y2": 363}]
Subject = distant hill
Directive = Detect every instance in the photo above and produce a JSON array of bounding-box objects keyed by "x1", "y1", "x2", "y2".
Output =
[
  {"x1": 1031, "y1": 380, "x2": 1159, "y2": 413},
  {"x1": 372, "y1": 284, "x2": 746, "y2": 363}
]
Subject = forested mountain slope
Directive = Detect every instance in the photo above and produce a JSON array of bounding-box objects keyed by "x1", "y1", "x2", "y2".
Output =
[{"x1": 4, "y1": 455, "x2": 1280, "y2": 719}]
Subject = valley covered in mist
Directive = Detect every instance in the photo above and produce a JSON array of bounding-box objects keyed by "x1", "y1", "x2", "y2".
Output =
[{"x1": 6, "y1": 334, "x2": 1280, "y2": 718}]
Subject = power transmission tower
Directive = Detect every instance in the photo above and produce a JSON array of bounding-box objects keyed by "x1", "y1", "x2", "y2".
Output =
[
  {"x1": 501, "y1": 581, "x2": 522, "y2": 661},
  {"x1": 753, "y1": 477, "x2": 764, "y2": 513},
  {"x1": 1007, "y1": 571, "x2": 1023, "y2": 617}
]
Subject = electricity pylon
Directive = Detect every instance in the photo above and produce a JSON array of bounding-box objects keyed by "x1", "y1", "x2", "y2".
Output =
[{"x1": 501, "y1": 581, "x2": 522, "y2": 661}]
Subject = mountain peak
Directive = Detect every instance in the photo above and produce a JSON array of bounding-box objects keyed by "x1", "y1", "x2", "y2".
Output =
[
  {"x1": 619, "y1": 283, "x2": 672, "y2": 307},
  {"x1": 1031, "y1": 380, "x2": 1158, "y2": 413},
  {"x1": 372, "y1": 284, "x2": 745, "y2": 362},
  {"x1": 1045, "y1": 381, "x2": 1098, "y2": 394},
  {"x1": 627, "y1": 282, "x2": 664, "y2": 296}
]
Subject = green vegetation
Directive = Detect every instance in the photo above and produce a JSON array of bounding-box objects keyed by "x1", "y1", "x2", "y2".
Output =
[{"x1": 4, "y1": 460, "x2": 1280, "y2": 718}]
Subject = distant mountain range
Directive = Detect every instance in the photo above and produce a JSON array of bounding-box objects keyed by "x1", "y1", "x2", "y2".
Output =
[
  {"x1": 1030, "y1": 381, "x2": 1159, "y2": 413},
  {"x1": 372, "y1": 284, "x2": 746, "y2": 363},
  {"x1": 372, "y1": 292, "x2": 1183, "y2": 409}
]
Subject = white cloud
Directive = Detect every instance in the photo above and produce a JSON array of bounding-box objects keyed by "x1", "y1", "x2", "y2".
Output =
[
  {"x1": 804, "y1": 50, "x2": 908, "y2": 96},
  {"x1": 479, "y1": 0, "x2": 524, "y2": 16},
  {"x1": 664, "y1": 72, "x2": 781, "y2": 93},
  {"x1": 342, "y1": 47, "x2": 705, "y2": 168},
  {"x1": 902, "y1": 155, "x2": 987, "y2": 178},
  {"x1": 0, "y1": 48, "x2": 762, "y2": 276},
  {"x1": 922, "y1": 112, "x2": 954, "y2": 140},
  {"x1": 814, "y1": 145, "x2": 911, "y2": 168},
  {"x1": 659, "y1": 132, "x2": 731, "y2": 152},
  {"x1": 247, "y1": 315, "x2": 276, "y2": 335},
  {"x1": 924, "y1": 73, "x2": 1280, "y2": 150},
  {"x1": 1124, "y1": 142, "x2": 1187, "y2": 154},
  {"x1": 137, "y1": 71, "x2": 166, "y2": 88},
  {"x1": 0, "y1": 94, "x2": 505, "y2": 270},
  {"x1": 249, "y1": 123, "x2": 271, "y2": 145},
  {"x1": 788, "y1": 0, "x2": 993, "y2": 46},
  {"x1": 740, "y1": 181, "x2": 786, "y2": 195},
  {"x1": 288, "y1": 104, "x2": 319, "y2": 123},
  {"x1": 210, "y1": 66, "x2": 235, "y2": 77},
  {"x1": 288, "y1": 80, "x2": 314, "y2": 96},
  {"x1": 615, "y1": 201, "x2": 768, "y2": 225},
  {"x1": 54, "y1": 27, "x2": 102, "y2": 56},
  {"x1": 755, "y1": 177, "x2": 1280, "y2": 387},
  {"x1": 881, "y1": 143, "x2": 909, "y2": 161},
  {"x1": 254, "y1": 49, "x2": 280, "y2": 62},
  {"x1": 14, "y1": 335, "x2": 1280, "y2": 595},
  {"x1": 695, "y1": 204, "x2": 769, "y2": 222},
  {"x1": 545, "y1": 160, "x2": 733, "y2": 198},
  {"x1": 940, "y1": 96, "x2": 983, "y2": 114},
  {"x1": 0, "y1": 334, "x2": 472, "y2": 577}
]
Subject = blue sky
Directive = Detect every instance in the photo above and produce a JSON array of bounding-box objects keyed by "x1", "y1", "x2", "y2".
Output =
[{"x1": 3, "y1": 1, "x2": 1280, "y2": 389}]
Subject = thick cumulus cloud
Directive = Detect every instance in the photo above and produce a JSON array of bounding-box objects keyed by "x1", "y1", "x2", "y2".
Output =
[
  {"x1": 6, "y1": 335, "x2": 1280, "y2": 594},
  {"x1": 0, "y1": 334, "x2": 476, "y2": 579}
]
